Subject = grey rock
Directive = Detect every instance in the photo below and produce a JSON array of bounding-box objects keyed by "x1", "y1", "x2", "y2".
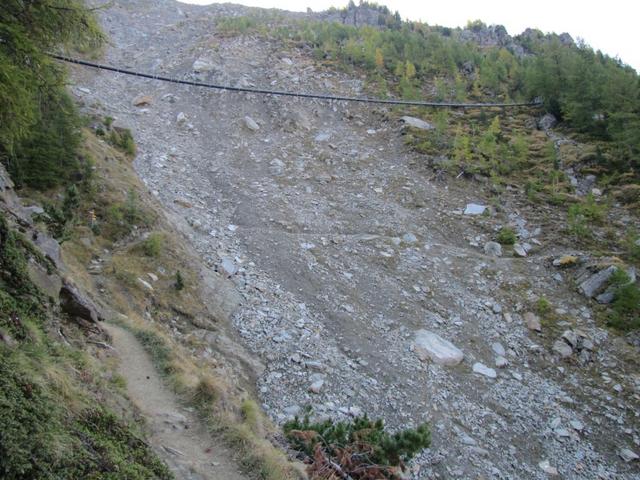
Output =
[
  {"x1": 513, "y1": 243, "x2": 527, "y2": 257},
  {"x1": 538, "y1": 113, "x2": 557, "y2": 130},
  {"x1": 269, "y1": 158, "x2": 285, "y2": 176},
  {"x1": 495, "y1": 356, "x2": 509, "y2": 368},
  {"x1": 484, "y1": 241, "x2": 502, "y2": 257},
  {"x1": 561, "y1": 330, "x2": 578, "y2": 347},
  {"x1": 413, "y1": 330, "x2": 464, "y2": 366},
  {"x1": 244, "y1": 116, "x2": 260, "y2": 131},
  {"x1": 59, "y1": 279, "x2": 102, "y2": 324},
  {"x1": 283, "y1": 405, "x2": 301, "y2": 416},
  {"x1": 464, "y1": 203, "x2": 486, "y2": 215},
  {"x1": 314, "y1": 132, "x2": 331, "y2": 142},
  {"x1": 402, "y1": 233, "x2": 417, "y2": 244},
  {"x1": 176, "y1": 112, "x2": 187, "y2": 124},
  {"x1": 472, "y1": 362, "x2": 497, "y2": 378},
  {"x1": 524, "y1": 312, "x2": 541, "y2": 332},
  {"x1": 220, "y1": 257, "x2": 238, "y2": 276},
  {"x1": 309, "y1": 379, "x2": 324, "y2": 394},
  {"x1": 619, "y1": 448, "x2": 639, "y2": 462},
  {"x1": 553, "y1": 340, "x2": 573, "y2": 358},
  {"x1": 137, "y1": 278, "x2": 154, "y2": 291},
  {"x1": 579, "y1": 265, "x2": 617, "y2": 298},
  {"x1": 192, "y1": 57, "x2": 216, "y2": 73},
  {"x1": 401, "y1": 116, "x2": 434, "y2": 130},
  {"x1": 33, "y1": 234, "x2": 61, "y2": 266},
  {"x1": 491, "y1": 342, "x2": 506, "y2": 356},
  {"x1": 538, "y1": 460, "x2": 558, "y2": 475},
  {"x1": 570, "y1": 420, "x2": 584, "y2": 431}
]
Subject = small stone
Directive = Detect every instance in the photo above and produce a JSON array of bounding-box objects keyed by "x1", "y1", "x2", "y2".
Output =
[
  {"x1": 553, "y1": 340, "x2": 573, "y2": 358},
  {"x1": 220, "y1": 257, "x2": 238, "y2": 276},
  {"x1": 244, "y1": 116, "x2": 260, "y2": 131},
  {"x1": 513, "y1": 243, "x2": 527, "y2": 257},
  {"x1": 192, "y1": 57, "x2": 216, "y2": 72},
  {"x1": 137, "y1": 278, "x2": 154, "y2": 291},
  {"x1": 401, "y1": 116, "x2": 434, "y2": 130},
  {"x1": 460, "y1": 434, "x2": 477, "y2": 446},
  {"x1": 492, "y1": 342, "x2": 506, "y2": 356},
  {"x1": 484, "y1": 241, "x2": 502, "y2": 257},
  {"x1": 495, "y1": 356, "x2": 508, "y2": 368},
  {"x1": 309, "y1": 379, "x2": 324, "y2": 394},
  {"x1": 290, "y1": 353, "x2": 301, "y2": 363},
  {"x1": 284, "y1": 405, "x2": 301, "y2": 417},
  {"x1": 147, "y1": 272, "x2": 158, "y2": 282},
  {"x1": 524, "y1": 312, "x2": 541, "y2": 332},
  {"x1": 553, "y1": 255, "x2": 578, "y2": 267},
  {"x1": 619, "y1": 448, "x2": 639, "y2": 462},
  {"x1": 570, "y1": 420, "x2": 584, "y2": 431},
  {"x1": 561, "y1": 330, "x2": 578, "y2": 347},
  {"x1": 492, "y1": 303, "x2": 502, "y2": 314},
  {"x1": 402, "y1": 233, "x2": 417, "y2": 244},
  {"x1": 538, "y1": 460, "x2": 558, "y2": 475},
  {"x1": 413, "y1": 330, "x2": 464, "y2": 366},
  {"x1": 472, "y1": 362, "x2": 497, "y2": 378},
  {"x1": 176, "y1": 112, "x2": 187, "y2": 124},
  {"x1": 132, "y1": 94, "x2": 152, "y2": 106}
]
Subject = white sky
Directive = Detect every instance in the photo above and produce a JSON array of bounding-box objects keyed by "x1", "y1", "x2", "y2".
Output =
[{"x1": 181, "y1": 0, "x2": 640, "y2": 72}]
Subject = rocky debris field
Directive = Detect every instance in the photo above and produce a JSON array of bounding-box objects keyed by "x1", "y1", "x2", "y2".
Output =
[{"x1": 70, "y1": 1, "x2": 639, "y2": 478}]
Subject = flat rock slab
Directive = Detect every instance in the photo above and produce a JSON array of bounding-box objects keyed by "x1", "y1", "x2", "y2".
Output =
[
  {"x1": 473, "y1": 362, "x2": 497, "y2": 378},
  {"x1": 413, "y1": 330, "x2": 464, "y2": 365},
  {"x1": 401, "y1": 116, "x2": 434, "y2": 130},
  {"x1": 464, "y1": 203, "x2": 487, "y2": 215}
]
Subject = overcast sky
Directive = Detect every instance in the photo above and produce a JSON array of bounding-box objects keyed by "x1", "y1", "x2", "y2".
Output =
[{"x1": 181, "y1": 0, "x2": 639, "y2": 72}]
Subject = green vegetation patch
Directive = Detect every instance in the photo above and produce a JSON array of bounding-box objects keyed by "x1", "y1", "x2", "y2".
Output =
[{"x1": 284, "y1": 414, "x2": 430, "y2": 479}]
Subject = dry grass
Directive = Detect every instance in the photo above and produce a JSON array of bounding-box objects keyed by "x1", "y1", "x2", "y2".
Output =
[{"x1": 59, "y1": 129, "x2": 303, "y2": 479}]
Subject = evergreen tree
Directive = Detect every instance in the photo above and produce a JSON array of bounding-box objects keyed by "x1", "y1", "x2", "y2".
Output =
[{"x1": 0, "y1": 1, "x2": 103, "y2": 188}]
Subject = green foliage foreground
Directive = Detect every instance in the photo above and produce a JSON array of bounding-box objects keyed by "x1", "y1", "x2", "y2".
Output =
[{"x1": 284, "y1": 414, "x2": 430, "y2": 479}]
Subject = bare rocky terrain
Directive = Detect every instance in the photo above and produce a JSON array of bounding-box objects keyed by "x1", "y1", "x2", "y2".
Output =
[{"x1": 70, "y1": 1, "x2": 640, "y2": 478}]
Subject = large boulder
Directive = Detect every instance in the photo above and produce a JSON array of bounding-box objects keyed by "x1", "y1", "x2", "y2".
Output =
[
  {"x1": 576, "y1": 260, "x2": 636, "y2": 304},
  {"x1": 401, "y1": 116, "x2": 434, "y2": 131},
  {"x1": 413, "y1": 330, "x2": 464, "y2": 365},
  {"x1": 59, "y1": 279, "x2": 103, "y2": 324}
]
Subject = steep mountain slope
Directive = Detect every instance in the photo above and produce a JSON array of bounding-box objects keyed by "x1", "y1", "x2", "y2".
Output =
[{"x1": 69, "y1": 1, "x2": 639, "y2": 478}]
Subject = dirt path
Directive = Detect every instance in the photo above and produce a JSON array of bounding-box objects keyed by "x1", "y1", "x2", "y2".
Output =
[{"x1": 103, "y1": 323, "x2": 248, "y2": 480}]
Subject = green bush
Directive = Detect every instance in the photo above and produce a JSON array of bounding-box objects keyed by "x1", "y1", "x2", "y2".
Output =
[
  {"x1": 496, "y1": 227, "x2": 517, "y2": 245},
  {"x1": 107, "y1": 127, "x2": 136, "y2": 156},
  {"x1": 606, "y1": 270, "x2": 640, "y2": 331},
  {"x1": 284, "y1": 414, "x2": 430, "y2": 479},
  {"x1": 142, "y1": 233, "x2": 163, "y2": 257},
  {"x1": 567, "y1": 194, "x2": 607, "y2": 238},
  {"x1": 174, "y1": 271, "x2": 185, "y2": 291},
  {"x1": 104, "y1": 190, "x2": 149, "y2": 240}
]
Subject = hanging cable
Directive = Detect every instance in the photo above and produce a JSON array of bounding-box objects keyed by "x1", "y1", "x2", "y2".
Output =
[{"x1": 50, "y1": 53, "x2": 542, "y2": 109}]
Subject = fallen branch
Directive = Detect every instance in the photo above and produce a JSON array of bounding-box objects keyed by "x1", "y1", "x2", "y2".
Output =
[{"x1": 87, "y1": 339, "x2": 115, "y2": 350}]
